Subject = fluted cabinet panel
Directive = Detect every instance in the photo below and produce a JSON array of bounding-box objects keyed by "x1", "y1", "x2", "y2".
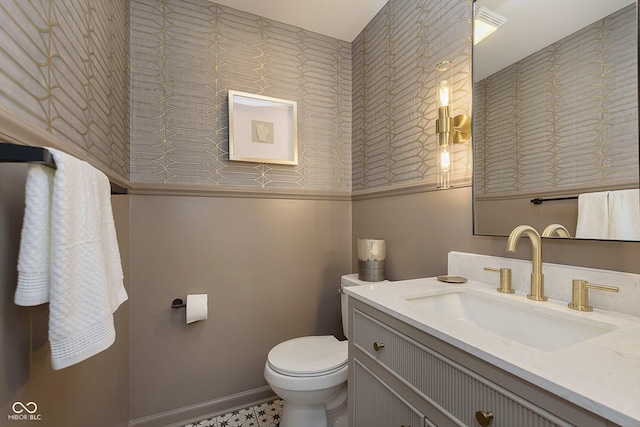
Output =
[
  {"x1": 475, "y1": 5, "x2": 638, "y2": 196},
  {"x1": 0, "y1": 0, "x2": 129, "y2": 178},
  {"x1": 130, "y1": 0, "x2": 351, "y2": 192},
  {"x1": 354, "y1": 361, "x2": 425, "y2": 427}
]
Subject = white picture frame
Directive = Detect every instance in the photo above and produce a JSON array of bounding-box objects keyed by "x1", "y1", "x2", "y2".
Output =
[{"x1": 228, "y1": 90, "x2": 298, "y2": 165}]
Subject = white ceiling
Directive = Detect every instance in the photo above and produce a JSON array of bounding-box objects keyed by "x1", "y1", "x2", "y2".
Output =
[
  {"x1": 210, "y1": 0, "x2": 389, "y2": 42},
  {"x1": 474, "y1": 0, "x2": 636, "y2": 81},
  {"x1": 208, "y1": 0, "x2": 635, "y2": 75}
]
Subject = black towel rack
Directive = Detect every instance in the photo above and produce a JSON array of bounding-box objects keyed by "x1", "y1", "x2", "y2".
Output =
[
  {"x1": 530, "y1": 196, "x2": 579, "y2": 205},
  {"x1": 0, "y1": 141, "x2": 128, "y2": 194},
  {"x1": 0, "y1": 141, "x2": 56, "y2": 169}
]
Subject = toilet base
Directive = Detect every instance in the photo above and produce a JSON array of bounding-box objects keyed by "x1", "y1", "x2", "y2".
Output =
[
  {"x1": 327, "y1": 390, "x2": 348, "y2": 427},
  {"x1": 278, "y1": 387, "x2": 348, "y2": 427},
  {"x1": 280, "y1": 401, "x2": 328, "y2": 427}
]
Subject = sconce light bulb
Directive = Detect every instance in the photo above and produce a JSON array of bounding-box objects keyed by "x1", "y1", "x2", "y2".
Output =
[
  {"x1": 437, "y1": 142, "x2": 452, "y2": 189},
  {"x1": 438, "y1": 81, "x2": 450, "y2": 107},
  {"x1": 440, "y1": 146, "x2": 451, "y2": 171}
]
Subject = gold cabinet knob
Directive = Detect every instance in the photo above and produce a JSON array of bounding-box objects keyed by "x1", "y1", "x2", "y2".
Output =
[
  {"x1": 373, "y1": 342, "x2": 385, "y2": 351},
  {"x1": 475, "y1": 411, "x2": 494, "y2": 426}
]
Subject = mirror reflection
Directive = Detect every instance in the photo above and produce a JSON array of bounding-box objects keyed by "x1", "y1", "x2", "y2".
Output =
[{"x1": 472, "y1": 0, "x2": 639, "y2": 241}]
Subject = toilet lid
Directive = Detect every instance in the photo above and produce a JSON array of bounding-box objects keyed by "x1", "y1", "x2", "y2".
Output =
[{"x1": 267, "y1": 336, "x2": 348, "y2": 377}]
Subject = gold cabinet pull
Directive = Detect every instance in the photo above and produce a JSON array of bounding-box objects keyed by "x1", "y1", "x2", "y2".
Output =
[
  {"x1": 475, "y1": 411, "x2": 494, "y2": 426},
  {"x1": 373, "y1": 342, "x2": 385, "y2": 351}
]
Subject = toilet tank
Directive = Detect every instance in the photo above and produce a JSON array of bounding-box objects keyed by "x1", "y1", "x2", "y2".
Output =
[{"x1": 340, "y1": 274, "x2": 368, "y2": 338}]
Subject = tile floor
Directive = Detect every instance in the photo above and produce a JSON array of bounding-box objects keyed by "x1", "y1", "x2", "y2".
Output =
[{"x1": 183, "y1": 399, "x2": 282, "y2": 427}]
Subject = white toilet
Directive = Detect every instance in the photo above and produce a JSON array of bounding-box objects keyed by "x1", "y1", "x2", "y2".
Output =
[{"x1": 264, "y1": 276, "x2": 363, "y2": 427}]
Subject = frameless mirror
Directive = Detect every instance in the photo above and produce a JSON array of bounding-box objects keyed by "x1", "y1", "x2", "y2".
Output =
[{"x1": 472, "y1": 0, "x2": 639, "y2": 241}]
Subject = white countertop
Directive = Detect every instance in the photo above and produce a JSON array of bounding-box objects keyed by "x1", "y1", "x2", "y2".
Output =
[{"x1": 343, "y1": 274, "x2": 640, "y2": 426}]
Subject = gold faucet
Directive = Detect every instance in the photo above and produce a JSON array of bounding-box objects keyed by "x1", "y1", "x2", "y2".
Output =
[
  {"x1": 541, "y1": 224, "x2": 571, "y2": 238},
  {"x1": 505, "y1": 225, "x2": 547, "y2": 301}
]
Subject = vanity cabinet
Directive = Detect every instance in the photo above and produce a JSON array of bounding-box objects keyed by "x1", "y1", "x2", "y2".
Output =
[{"x1": 348, "y1": 299, "x2": 616, "y2": 427}]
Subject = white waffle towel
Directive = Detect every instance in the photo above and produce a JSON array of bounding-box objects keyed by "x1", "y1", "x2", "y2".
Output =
[
  {"x1": 15, "y1": 148, "x2": 128, "y2": 370},
  {"x1": 15, "y1": 164, "x2": 54, "y2": 305}
]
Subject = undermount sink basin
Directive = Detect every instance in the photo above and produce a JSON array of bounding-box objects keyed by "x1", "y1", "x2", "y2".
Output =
[{"x1": 403, "y1": 290, "x2": 617, "y2": 351}]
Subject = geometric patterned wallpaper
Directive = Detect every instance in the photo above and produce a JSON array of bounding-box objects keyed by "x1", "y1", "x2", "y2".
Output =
[
  {"x1": 0, "y1": 0, "x2": 130, "y2": 179},
  {"x1": 475, "y1": 5, "x2": 638, "y2": 197},
  {"x1": 130, "y1": 0, "x2": 352, "y2": 193},
  {"x1": 1, "y1": 0, "x2": 473, "y2": 196},
  {"x1": 1, "y1": 0, "x2": 475, "y2": 195},
  {"x1": 352, "y1": 0, "x2": 473, "y2": 192}
]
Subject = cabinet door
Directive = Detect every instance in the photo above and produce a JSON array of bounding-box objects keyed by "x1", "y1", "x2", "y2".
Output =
[{"x1": 353, "y1": 359, "x2": 425, "y2": 427}]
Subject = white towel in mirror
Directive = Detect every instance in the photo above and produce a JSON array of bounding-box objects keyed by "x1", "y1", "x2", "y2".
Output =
[
  {"x1": 575, "y1": 191, "x2": 609, "y2": 239},
  {"x1": 608, "y1": 189, "x2": 640, "y2": 240}
]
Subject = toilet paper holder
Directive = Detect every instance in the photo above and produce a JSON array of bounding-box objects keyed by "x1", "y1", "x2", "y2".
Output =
[{"x1": 171, "y1": 298, "x2": 186, "y2": 309}]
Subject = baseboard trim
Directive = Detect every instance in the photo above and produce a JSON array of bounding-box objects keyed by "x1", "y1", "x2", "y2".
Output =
[{"x1": 129, "y1": 386, "x2": 276, "y2": 427}]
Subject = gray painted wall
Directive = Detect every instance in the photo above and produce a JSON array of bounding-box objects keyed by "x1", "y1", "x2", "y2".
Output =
[{"x1": 129, "y1": 195, "x2": 351, "y2": 423}]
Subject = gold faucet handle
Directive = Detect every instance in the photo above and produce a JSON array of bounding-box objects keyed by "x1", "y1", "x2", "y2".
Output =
[
  {"x1": 484, "y1": 267, "x2": 514, "y2": 294},
  {"x1": 568, "y1": 279, "x2": 619, "y2": 312}
]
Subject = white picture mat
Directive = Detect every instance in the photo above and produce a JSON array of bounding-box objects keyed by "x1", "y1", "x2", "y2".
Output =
[{"x1": 229, "y1": 91, "x2": 297, "y2": 165}]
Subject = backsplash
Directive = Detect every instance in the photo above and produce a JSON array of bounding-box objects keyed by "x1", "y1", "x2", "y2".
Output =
[
  {"x1": 449, "y1": 251, "x2": 640, "y2": 317},
  {"x1": 130, "y1": 0, "x2": 351, "y2": 192}
]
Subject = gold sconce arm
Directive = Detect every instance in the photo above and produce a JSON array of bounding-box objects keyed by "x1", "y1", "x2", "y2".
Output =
[
  {"x1": 435, "y1": 109, "x2": 470, "y2": 144},
  {"x1": 452, "y1": 113, "x2": 471, "y2": 144}
]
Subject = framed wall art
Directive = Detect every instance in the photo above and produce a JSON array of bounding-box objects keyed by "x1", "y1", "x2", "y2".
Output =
[{"x1": 228, "y1": 90, "x2": 298, "y2": 165}]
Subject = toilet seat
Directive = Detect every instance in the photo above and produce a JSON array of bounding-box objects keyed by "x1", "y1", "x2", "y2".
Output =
[{"x1": 267, "y1": 336, "x2": 348, "y2": 377}]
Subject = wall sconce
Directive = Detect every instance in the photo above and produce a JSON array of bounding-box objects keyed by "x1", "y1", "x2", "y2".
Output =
[{"x1": 435, "y1": 61, "x2": 470, "y2": 189}]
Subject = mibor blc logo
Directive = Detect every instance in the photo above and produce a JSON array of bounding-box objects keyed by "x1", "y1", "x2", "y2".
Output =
[{"x1": 9, "y1": 401, "x2": 41, "y2": 421}]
